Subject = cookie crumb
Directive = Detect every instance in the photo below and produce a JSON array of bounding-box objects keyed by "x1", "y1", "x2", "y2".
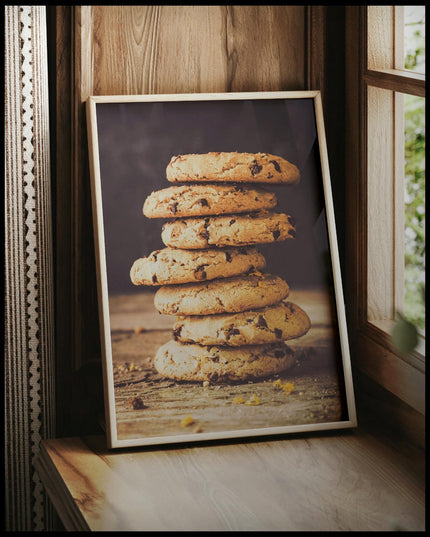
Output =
[
  {"x1": 202, "y1": 380, "x2": 210, "y2": 387},
  {"x1": 273, "y1": 379, "x2": 294, "y2": 395},
  {"x1": 134, "y1": 326, "x2": 146, "y2": 334},
  {"x1": 283, "y1": 382, "x2": 294, "y2": 395},
  {"x1": 245, "y1": 394, "x2": 260, "y2": 405},
  {"x1": 129, "y1": 396, "x2": 146, "y2": 410},
  {"x1": 232, "y1": 396, "x2": 244, "y2": 404},
  {"x1": 180, "y1": 415, "x2": 195, "y2": 427}
]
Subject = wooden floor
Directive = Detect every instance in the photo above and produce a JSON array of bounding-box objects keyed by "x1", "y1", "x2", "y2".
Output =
[
  {"x1": 109, "y1": 288, "x2": 351, "y2": 445},
  {"x1": 35, "y1": 426, "x2": 425, "y2": 532}
]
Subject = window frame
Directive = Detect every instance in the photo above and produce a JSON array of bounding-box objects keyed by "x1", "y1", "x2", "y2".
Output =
[{"x1": 345, "y1": 6, "x2": 425, "y2": 415}]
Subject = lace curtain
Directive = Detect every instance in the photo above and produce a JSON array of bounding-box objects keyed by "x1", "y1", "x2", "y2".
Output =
[{"x1": 4, "y1": 5, "x2": 55, "y2": 531}]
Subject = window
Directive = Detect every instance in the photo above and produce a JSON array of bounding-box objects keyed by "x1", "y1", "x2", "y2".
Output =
[
  {"x1": 404, "y1": 5, "x2": 425, "y2": 74},
  {"x1": 403, "y1": 7, "x2": 425, "y2": 335},
  {"x1": 404, "y1": 93, "x2": 425, "y2": 332},
  {"x1": 345, "y1": 6, "x2": 425, "y2": 414}
]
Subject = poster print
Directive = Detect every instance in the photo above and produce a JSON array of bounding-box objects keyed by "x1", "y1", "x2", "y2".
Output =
[{"x1": 86, "y1": 91, "x2": 357, "y2": 448}]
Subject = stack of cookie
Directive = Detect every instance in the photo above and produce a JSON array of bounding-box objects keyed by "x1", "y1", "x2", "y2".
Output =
[{"x1": 130, "y1": 151, "x2": 311, "y2": 384}]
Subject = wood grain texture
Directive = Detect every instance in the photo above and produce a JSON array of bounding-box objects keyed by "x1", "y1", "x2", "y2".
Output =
[
  {"x1": 354, "y1": 328, "x2": 425, "y2": 415},
  {"x1": 86, "y1": 6, "x2": 306, "y2": 95},
  {"x1": 48, "y1": 6, "x2": 74, "y2": 436},
  {"x1": 367, "y1": 6, "x2": 394, "y2": 70},
  {"x1": 364, "y1": 69, "x2": 426, "y2": 97},
  {"x1": 73, "y1": 7, "x2": 101, "y2": 371},
  {"x1": 36, "y1": 431, "x2": 425, "y2": 531},
  {"x1": 367, "y1": 85, "x2": 394, "y2": 321},
  {"x1": 307, "y1": 6, "x2": 326, "y2": 104},
  {"x1": 344, "y1": 6, "x2": 367, "y2": 333}
]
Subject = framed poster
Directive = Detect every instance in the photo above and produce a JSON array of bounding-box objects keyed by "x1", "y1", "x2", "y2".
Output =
[{"x1": 86, "y1": 91, "x2": 357, "y2": 449}]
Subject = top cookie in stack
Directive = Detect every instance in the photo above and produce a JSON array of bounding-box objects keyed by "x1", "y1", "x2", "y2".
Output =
[
  {"x1": 166, "y1": 151, "x2": 301, "y2": 185},
  {"x1": 130, "y1": 151, "x2": 310, "y2": 384}
]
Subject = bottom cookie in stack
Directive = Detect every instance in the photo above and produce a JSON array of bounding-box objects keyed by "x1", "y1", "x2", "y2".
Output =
[
  {"x1": 153, "y1": 340, "x2": 296, "y2": 383},
  {"x1": 152, "y1": 272, "x2": 311, "y2": 383}
]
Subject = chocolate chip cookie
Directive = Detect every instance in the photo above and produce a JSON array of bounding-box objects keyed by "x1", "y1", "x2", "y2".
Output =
[
  {"x1": 153, "y1": 272, "x2": 289, "y2": 315},
  {"x1": 173, "y1": 301, "x2": 311, "y2": 346},
  {"x1": 143, "y1": 184, "x2": 277, "y2": 218},
  {"x1": 161, "y1": 211, "x2": 296, "y2": 249},
  {"x1": 153, "y1": 339, "x2": 296, "y2": 383},
  {"x1": 166, "y1": 152, "x2": 300, "y2": 185},
  {"x1": 130, "y1": 246, "x2": 266, "y2": 286}
]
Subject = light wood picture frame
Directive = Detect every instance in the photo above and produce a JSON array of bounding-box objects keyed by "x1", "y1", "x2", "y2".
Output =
[{"x1": 86, "y1": 91, "x2": 357, "y2": 449}]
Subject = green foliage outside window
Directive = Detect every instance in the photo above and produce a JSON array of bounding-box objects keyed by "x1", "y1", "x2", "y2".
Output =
[
  {"x1": 404, "y1": 94, "x2": 425, "y2": 332},
  {"x1": 403, "y1": 8, "x2": 425, "y2": 333}
]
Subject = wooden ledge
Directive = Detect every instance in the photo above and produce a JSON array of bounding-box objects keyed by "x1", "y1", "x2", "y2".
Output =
[{"x1": 35, "y1": 428, "x2": 425, "y2": 531}]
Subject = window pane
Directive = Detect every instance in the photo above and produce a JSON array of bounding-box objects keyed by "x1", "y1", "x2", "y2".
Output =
[
  {"x1": 404, "y1": 93, "x2": 425, "y2": 332},
  {"x1": 404, "y1": 6, "x2": 425, "y2": 74}
]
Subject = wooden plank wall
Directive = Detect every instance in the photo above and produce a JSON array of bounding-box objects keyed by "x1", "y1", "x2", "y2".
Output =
[{"x1": 47, "y1": 5, "x2": 327, "y2": 436}]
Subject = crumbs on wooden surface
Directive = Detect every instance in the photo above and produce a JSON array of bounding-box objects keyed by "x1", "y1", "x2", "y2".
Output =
[
  {"x1": 133, "y1": 326, "x2": 146, "y2": 334},
  {"x1": 113, "y1": 361, "x2": 142, "y2": 375},
  {"x1": 128, "y1": 396, "x2": 147, "y2": 410},
  {"x1": 231, "y1": 394, "x2": 260, "y2": 405},
  {"x1": 245, "y1": 394, "x2": 260, "y2": 405},
  {"x1": 273, "y1": 379, "x2": 294, "y2": 395},
  {"x1": 180, "y1": 415, "x2": 195, "y2": 427}
]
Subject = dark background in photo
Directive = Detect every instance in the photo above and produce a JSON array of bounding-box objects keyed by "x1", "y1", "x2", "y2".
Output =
[{"x1": 96, "y1": 98, "x2": 332, "y2": 296}]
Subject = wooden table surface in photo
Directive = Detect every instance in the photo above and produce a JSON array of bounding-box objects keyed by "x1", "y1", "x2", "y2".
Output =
[{"x1": 108, "y1": 289, "x2": 349, "y2": 442}]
